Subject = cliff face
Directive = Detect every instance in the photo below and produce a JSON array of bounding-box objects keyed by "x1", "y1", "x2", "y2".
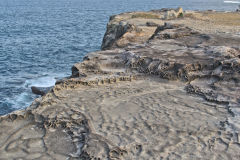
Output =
[
  {"x1": 1, "y1": 9, "x2": 240, "y2": 159},
  {"x1": 101, "y1": 8, "x2": 183, "y2": 50}
]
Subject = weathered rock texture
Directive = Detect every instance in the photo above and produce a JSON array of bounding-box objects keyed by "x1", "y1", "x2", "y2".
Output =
[
  {"x1": 101, "y1": 8, "x2": 184, "y2": 50},
  {"x1": 0, "y1": 8, "x2": 240, "y2": 159}
]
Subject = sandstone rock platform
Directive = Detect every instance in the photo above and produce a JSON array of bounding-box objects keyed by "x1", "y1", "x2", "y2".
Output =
[{"x1": 0, "y1": 8, "x2": 240, "y2": 159}]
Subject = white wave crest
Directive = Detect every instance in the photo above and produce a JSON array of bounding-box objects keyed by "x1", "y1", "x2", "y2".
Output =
[{"x1": 224, "y1": 1, "x2": 240, "y2": 4}]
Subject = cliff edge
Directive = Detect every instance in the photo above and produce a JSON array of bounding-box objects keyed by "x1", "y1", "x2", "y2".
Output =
[{"x1": 0, "y1": 8, "x2": 240, "y2": 159}]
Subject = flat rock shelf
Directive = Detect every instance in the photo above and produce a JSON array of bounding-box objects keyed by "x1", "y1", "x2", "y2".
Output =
[{"x1": 0, "y1": 8, "x2": 240, "y2": 159}]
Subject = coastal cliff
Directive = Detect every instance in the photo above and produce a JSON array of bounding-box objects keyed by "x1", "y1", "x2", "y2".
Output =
[{"x1": 0, "y1": 8, "x2": 240, "y2": 159}]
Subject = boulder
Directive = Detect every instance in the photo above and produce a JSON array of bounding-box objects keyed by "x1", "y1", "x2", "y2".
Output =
[
  {"x1": 164, "y1": 7, "x2": 183, "y2": 19},
  {"x1": 31, "y1": 86, "x2": 52, "y2": 96}
]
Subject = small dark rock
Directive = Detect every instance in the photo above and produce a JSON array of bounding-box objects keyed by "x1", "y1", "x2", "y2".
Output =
[
  {"x1": 31, "y1": 86, "x2": 52, "y2": 96},
  {"x1": 146, "y1": 22, "x2": 159, "y2": 27}
]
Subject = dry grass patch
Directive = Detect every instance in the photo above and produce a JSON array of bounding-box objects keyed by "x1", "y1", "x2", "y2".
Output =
[
  {"x1": 131, "y1": 13, "x2": 160, "y2": 19},
  {"x1": 204, "y1": 12, "x2": 240, "y2": 26}
]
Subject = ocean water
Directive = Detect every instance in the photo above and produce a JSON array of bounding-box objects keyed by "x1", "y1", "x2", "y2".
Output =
[{"x1": 0, "y1": 0, "x2": 238, "y2": 115}]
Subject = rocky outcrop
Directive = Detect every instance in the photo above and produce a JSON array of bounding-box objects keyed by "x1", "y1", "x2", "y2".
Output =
[
  {"x1": 1, "y1": 8, "x2": 240, "y2": 159},
  {"x1": 101, "y1": 8, "x2": 184, "y2": 50},
  {"x1": 152, "y1": 7, "x2": 184, "y2": 19},
  {"x1": 101, "y1": 21, "x2": 140, "y2": 50}
]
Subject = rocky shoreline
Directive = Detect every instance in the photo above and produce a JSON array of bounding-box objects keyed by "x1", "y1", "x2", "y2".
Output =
[{"x1": 0, "y1": 8, "x2": 240, "y2": 159}]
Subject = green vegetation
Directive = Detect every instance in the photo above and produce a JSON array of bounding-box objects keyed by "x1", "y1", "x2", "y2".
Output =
[{"x1": 178, "y1": 12, "x2": 184, "y2": 18}]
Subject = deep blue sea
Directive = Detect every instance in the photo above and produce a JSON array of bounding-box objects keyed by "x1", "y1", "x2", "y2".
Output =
[{"x1": 0, "y1": 0, "x2": 239, "y2": 115}]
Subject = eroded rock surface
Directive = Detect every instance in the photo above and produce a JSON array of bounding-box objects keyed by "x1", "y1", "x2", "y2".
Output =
[{"x1": 0, "y1": 8, "x2": 240, "y2": 159}]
